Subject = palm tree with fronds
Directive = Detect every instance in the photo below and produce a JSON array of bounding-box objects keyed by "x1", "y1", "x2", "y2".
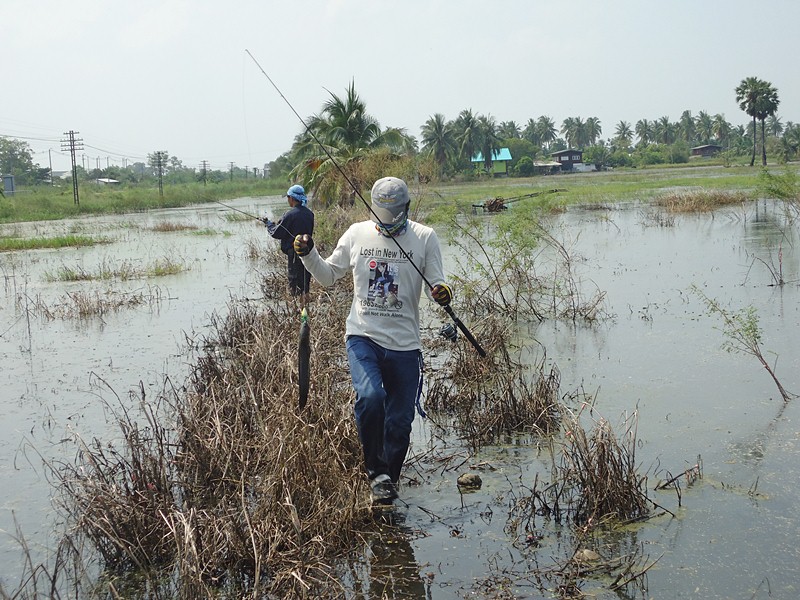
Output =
[
  {"x1": 421, "y1": 113, "x2": 456, "y2": 174},
  {"x1": 635, "y1": 119, "x2": 653, "y2": 146},
  {"x1": 767, "y1": 115, "x2": 783, "y2": 138},
  {"x1": 654, "y1": 116, "x2": 676, "y2": 145},
  {"x1": 477, "y1": 115, "x2": 503, "y2": 172},
  {"x1": 678, "y1": 110, "x2": 695, "y2": 144},
  {"x1": 294, "y1": 81, "x2": 411, "y2": 203},
  {"x1": 498, "y1": 121, "x2": 521, "y2": 139},
  {"x1": 754, "y1": 82, "x2": 780, "y2": 166},
  {"x1": 736, "y1": 76, "x2": 777, "y2": 166},
  {"x1": 712, "y1": 114, "x2": 732, "y2": 147},
  {"x1": 586, "y1": 117, "x2": 602, "y2": 145},
  {"x1": 537, "y1": 116, "x2": 558, "y2": 151},
  {"x1": 614, "y1": 121, "x2": 633, "y2": 148},
  {"x1": 695, "y1": 111, "x2": 713, "y2": 145},
  {"x1": 523, "y1": 118, "x2": 542, "y2": 147},
  {"x1": 453, "y1": 109, "x2": 482, "y2": 166}
]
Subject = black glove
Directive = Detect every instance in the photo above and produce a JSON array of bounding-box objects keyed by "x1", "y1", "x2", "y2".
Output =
[
  {"x1": 293, "y1": 234, "x2": 314, "y2": 257},
  {"x1": 431, "y1": 283, "x2": 453, "y2": 306}
]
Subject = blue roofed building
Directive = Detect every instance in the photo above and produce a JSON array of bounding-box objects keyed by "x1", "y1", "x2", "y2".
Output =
[{"x1": 471, "y1": 147, "x2": 513, "y2": 176}]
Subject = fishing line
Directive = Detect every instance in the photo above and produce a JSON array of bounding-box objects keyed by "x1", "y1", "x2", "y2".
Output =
[
  {"x1": 244, "y1": 49, "x2": 486, "y2": 357},
  {"x1": 213, "y1": 200, "x2": 294, "y2": 237}
]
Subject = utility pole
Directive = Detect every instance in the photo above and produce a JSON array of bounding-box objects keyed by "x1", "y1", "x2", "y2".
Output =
[
  {"x1": 48, "y1": 149, "x2": 54, "y2": 186},
  {"x1": 61, "y1": 130, "x2": 83, "y2": 205},
  {"x1": 229, "y1": 161, "x2": 234, "y2": 181},
  {"x1": 200, "y1": 160, "x2": 210, "y2": 186},
  {"x1": 153, "y1": 151, "x2": 168, "y2": 197},
  {"x1": 244, "y1": 166, "x2": 249, "y2": 179}
]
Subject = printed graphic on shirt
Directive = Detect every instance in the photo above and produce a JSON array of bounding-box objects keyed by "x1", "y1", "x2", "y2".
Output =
[{"x1": 366, "y1": 259, "x2": 403, "y2": 311}]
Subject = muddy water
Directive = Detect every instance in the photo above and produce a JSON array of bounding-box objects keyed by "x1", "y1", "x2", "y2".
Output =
[{"x1": 1, "y1": 198, "x2": 799, "y2": 598}]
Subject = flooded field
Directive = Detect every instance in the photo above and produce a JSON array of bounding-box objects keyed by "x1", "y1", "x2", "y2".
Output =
[{"x1": 1, "y1": 195, "x2": 799, "y2": 598}]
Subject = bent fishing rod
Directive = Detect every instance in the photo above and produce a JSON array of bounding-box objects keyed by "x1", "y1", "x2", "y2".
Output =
[{"x1": 245, "y1": 49, "x2": 486, "y2": 358}]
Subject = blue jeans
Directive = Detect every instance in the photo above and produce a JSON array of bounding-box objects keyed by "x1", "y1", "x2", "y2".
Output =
[{"x1": 346, "y1": 335, "x2": 421, "y2": 484}]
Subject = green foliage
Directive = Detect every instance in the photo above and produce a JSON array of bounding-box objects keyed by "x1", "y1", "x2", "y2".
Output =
[
  {"x1": 514, "y1": 156, "x2": 534, "y2": 177},
  {"x1": 0, "y1": 235, "x2": 105, "y2": 252},
  {"x1": 759, "y1": 168, "x2": 799, "y2": 202}
]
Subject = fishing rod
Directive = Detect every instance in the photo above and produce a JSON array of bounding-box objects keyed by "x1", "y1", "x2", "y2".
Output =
[
  {"x1": 214, "y1": 200, "x2": 294, "y2": 237},
  {"x1": 245, "y1": 49, "x2": 486, "y2": 358}
]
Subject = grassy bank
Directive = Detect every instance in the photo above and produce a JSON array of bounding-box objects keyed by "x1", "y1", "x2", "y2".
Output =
[
  {"x1": 2, "y1": 164, "x2": 795, "y2": 226},
  {"x1": 0, "y1": 179, "x2": 286, "y2": 224}
]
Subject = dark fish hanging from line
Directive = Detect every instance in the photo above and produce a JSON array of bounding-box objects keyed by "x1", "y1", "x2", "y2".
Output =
[{"x1": 298, "y1": 307, "x2": 311, "y2": 410}]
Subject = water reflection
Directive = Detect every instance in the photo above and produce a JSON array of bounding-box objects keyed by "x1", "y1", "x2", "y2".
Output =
[{"x1": 345, "y1": 511, "x2": 431, "y2": 600}]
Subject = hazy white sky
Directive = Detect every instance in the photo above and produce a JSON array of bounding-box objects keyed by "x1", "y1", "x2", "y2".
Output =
[{"x1": 3, "y1": 0, "x2": 798, "y2": 173}]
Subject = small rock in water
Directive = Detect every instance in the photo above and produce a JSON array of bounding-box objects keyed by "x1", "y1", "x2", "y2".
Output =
[{"x1": 457, "y1": 472, "x2": 482, "y2": 490}]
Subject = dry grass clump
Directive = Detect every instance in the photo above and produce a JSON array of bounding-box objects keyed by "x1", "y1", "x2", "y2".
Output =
[
  {"x1": 425, "y1": 315, "x2": 561, "y2": 450},
  {"x1": 18, "y1": 287, "x2": 164, "y2": 319},
  {"x1": 50, "y1": 295, "x2": 374, "y2": 598},
  {"x1": 654, "y1": 189, "x2": 748, "y2": 212},
  {"x1": 148, "y1": 221, "x2": 199, "y2": 232},
  {"x1": 516, "y1": 407, "x2": 652, "y2": 529}
]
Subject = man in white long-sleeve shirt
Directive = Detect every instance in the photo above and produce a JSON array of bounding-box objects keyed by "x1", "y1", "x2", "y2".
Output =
[{"x1": 293, "y1": 176, "x2": 453, "y2": 504}]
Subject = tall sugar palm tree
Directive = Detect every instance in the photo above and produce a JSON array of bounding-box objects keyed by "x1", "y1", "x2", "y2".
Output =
[
  {"x1": 421, "y1": 113, "x2": 456, "y2": 174},
  {"x1": 586, "y1": 117, "x2": 602, "y2": 146},
  {"x1": 754, "y1": 82, "x2": 780, "y2": 166},
  {"x1": 736, "y1": 76, "x2": 769, "y2": 166}
]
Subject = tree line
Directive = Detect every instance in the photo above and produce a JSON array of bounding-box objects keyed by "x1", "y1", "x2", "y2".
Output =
[{"x1": 3, "y1": 76, "x2": 795, "y2": 202}]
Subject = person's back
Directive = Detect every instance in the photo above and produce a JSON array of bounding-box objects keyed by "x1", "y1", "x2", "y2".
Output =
[{"x1": 266, "y1": 184, "x2": 314, "y2": 299}]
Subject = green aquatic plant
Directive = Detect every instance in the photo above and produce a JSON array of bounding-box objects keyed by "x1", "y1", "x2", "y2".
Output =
[{"x1": 692, "y1": 285, "x2": 795, "y2": 402}]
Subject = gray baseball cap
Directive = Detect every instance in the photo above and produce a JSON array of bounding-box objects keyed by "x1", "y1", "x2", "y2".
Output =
[{"x1": 370, "y1": 176, "x2": 409, "y2": 225}]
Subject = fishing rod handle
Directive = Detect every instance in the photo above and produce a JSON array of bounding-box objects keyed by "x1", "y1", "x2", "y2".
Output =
[{"x1": 444, "y1": 305, "x2": 487, "y2": 358}]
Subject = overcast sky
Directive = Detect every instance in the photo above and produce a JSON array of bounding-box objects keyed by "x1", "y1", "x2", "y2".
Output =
[{"x1": 4, "y1": 0, "x2": 798, "y2": 173}]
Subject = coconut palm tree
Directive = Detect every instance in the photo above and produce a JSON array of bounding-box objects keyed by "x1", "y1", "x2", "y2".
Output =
[
  {"x1": 453, "y1": 109, "x2": 482, "y2": 166},
  {"x1": 614, "y1": 121, "x2": 633, "y2": 148},
  {"x1": 712, "y1": 114, "x2": 732, "y2": 147},
  {"x1": 562, "y1": 117, "x2": 589, "y2": 149},
  {"x1": 654, "y1": 116, "x2": 676, "y2": 145},
  {"x1": 695, "y1": 111, "x2": 713, "y2": 145},
  {"x1": 478, "y1": 115, "x2": 503, "y2": 172},
  {"x1": 421, "y1": 113, "x2": 456, "y2": 174},
  {"x1": 537, "y1": 116, "x2": 558, "y2": 150},
  {"x1": 635, "y1": 119, "x2": 653, "y2": 146},
  {"x1": 295, "y1": 81, "x2": 411, "y2": 202},
  {"x1": 523, "y1": 118, "x2": 542, "y2": 147},
  {"x1": 767, "y1": 115, "x2": 783, "y2": 138},
  {"x1": 678, "y1": 110, "x2": 695, "y2": 144},
  {"x1": 586, "y1": 117, "x2": 602, "y2": 145},
  {"x1": 499, "y1": 121, "x2": 521, "y2": 140}
]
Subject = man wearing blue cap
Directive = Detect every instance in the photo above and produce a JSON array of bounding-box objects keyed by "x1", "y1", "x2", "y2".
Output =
[{"x1": 265, "y1": 184, "x2": 315, "y2": 301}]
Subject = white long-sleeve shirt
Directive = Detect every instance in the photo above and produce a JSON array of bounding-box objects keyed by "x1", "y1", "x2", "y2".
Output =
[{"x1": 300, "y1": 220, "x2": 445, "y2": 351}]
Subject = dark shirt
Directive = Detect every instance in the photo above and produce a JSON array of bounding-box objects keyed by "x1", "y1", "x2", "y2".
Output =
[{"x1": 268, "y1": 204, "x2": 314, "y2": 254}]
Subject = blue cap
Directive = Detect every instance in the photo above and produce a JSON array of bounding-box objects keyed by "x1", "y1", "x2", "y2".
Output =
[{"x1": 286, "y1": 184, "x2": 307, "y2": 205}]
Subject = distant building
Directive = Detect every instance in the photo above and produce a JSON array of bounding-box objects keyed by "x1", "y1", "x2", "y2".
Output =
[
  {"x1": 690, "y1": 144, "x2": 723, "y2": 157},
  {"x1": 95, "y1": 178, "x2": 120, "y2": 185},
  {"x1": 471, "y1": 148, "x2": 513, "y2": 176},
  {"x1": 533, "y1": 160, "x2": 562, "y2": 175},
  {"x1": 551, "y1": 149, "x2": 584, "y2": 171}
]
